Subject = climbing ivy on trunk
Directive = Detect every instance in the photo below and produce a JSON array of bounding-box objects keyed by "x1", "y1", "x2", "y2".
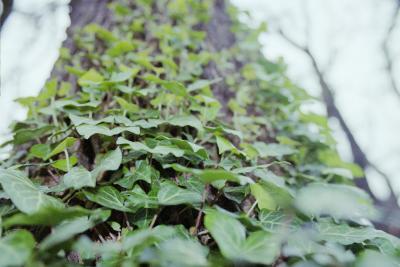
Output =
[{"x1": 0, "y1": 0, "x2": 399, "y2": 266}]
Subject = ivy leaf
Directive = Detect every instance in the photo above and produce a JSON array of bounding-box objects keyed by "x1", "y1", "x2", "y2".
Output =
[
  {"x1": 240, "y1": 231, "x2": 281, "y2": 265},
  {"x1": 254, "y1": 142, "x2": 297, "y2": 158},
  {"x1": 157, "y1": 181, "x2": 202, "y2": 205},
  {"x1": 3, "y1": 206, "x2": 95, "y2": 227},
  {"x1": 202, "y1": 170, "x2": 252, "y2": 185},
  {"x1": 63, "y1": 166, "x2": 95, "y2": 190},
  {"x1": 0, "y1": 230, "x2": 35, "y2": 267},
  {"x1": 315, "y1": 219, "x2": 394, "y2": 246},
  {"x1": 204, "y1": 210, "x2": 245, "y2": 259},
  {"x1": 250, "y1": 183, "x2": 276, "y2": 210},
  {"x1": 53, "y1": 99, "x2": 101, "y2": 109},
  {"x1": 45, "y1": 137, "x2": 77, "y2": 160},
  {"x1": 204, "y1": 210, "x2": 279, "y2": 265},
  {"x1": 144, "y1": 238, "x2": 209, "y2": 266},
  {"x1": 115, "y1": 160, "x2": 153, "y2": 189},
  {"x1": 164, "y1": 137, "x2": 208, "y2": 159},
  {"x1": 115, "y1": 96, "x2": 139, "y2": 113},
  {"x1": 76, "y1": 124, "x2": 140, "y2": 139},
  {"x1": 168, "y1": 115, "x2": 203, "y2": 131},
  {"x1": 91, "y1": 147, "x2": 122, "y2": 179},
  {"x1": 106, "y1": 40, "x2": 135, "y2": 56},
  {"x1": 123, "y1": 186, "x2": 159, "y2": 209},
  {"x1": 51, "y1": 156, "x2": 78, "y2": 172},
  {"x1": 29, "y1": 144, "x2": 51, "y2": 160},
  {"x1": 216, "y1": 135, "x2": 237, "y2": 154},
  {"x1": 78, "y1": 69, "x2": 104, "y2": 86},
  {"x1": 39, "y1": 210, "x2": 110, "y2": 250},
  {"x1": 13, "y1": 125, "x2": 53, "y2": 145},
  {"x1": 255, "y1": 210, "x2": 302, "y2": 232},
  {"x1": 83, "y1": 186, "x2": 132, "y2": 212},
  {"x1": 164, "y1": 164, "x2": 244, "y2": 184},
  {"x1": 355, "y1": 250, "x2": 398, "y2": 267},
  {"x1": 295, "y1": 183, "x2": 376, "y2": 221},
  {"x1": 161, "y1": 81, "x2": 187, "y2": 96},
  {"x1": 117, "y1": 137, "x2": 185, "y2": 157},
  {"x1": 69, "y1": 114, "x2": 114, "y2": 126},
  {"x1": 0, "y1": 169, "x2": 63, "y2": 214},
  {"x1": 257, "y1": 181, "x2": 293, "y2": 208}
]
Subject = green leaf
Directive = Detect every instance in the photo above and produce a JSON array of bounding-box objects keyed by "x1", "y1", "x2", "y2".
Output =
[
  {"x1": 91, "y1": 147, "x2": 122, "y2": 179},
  {"x1": 295, "y1": 183, "x2": 376, "y2": 220},
  {"x1": 76, "y1": 124, "x2": 140, "y2": 139},
  {"x1": 115, "y1": 96, "x2": 139, "y2": 113},
  {"x1": 63, "y1": 166, "x2": 95, "y2": 190},
  {"x1": 0, "y1": 169, "x2": 63, "y2": 214},
  {"x1": 117, "y1": 137, "x2": 185, "y2": 157},
  {"x1": 199, "y1": 170, "x2": 240, "y2": 183},
  {"x1": 106, "y1": 40, "x2": 135, "y2": 56},
  {"x1": 168, "y1": 115, "x2": 203, "y2": 131},
  {"x1": 46, "y1": 137, "x2": 77, "y2": 159},
  {"x1": 123, "y1": 186, "x2": 159, "y2": 209},
  {"x1": 165, "y1": 164, "x2": 244, "y2": 184},
  {"x1": 254, "y1": 142, "x2": 297, "y2": 158},
  {"x1": 257, "y1": 181, "x2": 293, "y2": 208},
  {"x1": 13, "y1": 125, "x2": 53, "y2": 145},
  {"x1": 204, "y1": 210, "x2": 245, "y2": 259},
  {"x1": 216, "y1": 135, "x2": 237, "y2": 154},
  {"x1": 84, "y1": 186, "x2": 132, "y2": 212},
  {"x1": 51, "y1": 156, "x2": 78, "y2": 172},
  {"x1": 3, "y1": 206, "x2": 95, "y2": 227},
  {"x1": 161, "y1": 81, "x2": 187, "y2": 96},
  {"x1": 78, "y1": 69, "x2": 104, "y2": 86},
  {"x1": 204, "y1": 210, "x2": 279, "y2": 265},
  {"x1": 157, "y1": 181, "x2": 202, "y2": 205},
  {"x1": 250, "y1": 183, "x2": 276, "y2": 210},
  {"x1": 39, "y1": 210, "x2": 110, "y2": 250},
  {"x1": 0, "y1": 230, "x2": 35, "y2": 267},
  {"x1": 144, "y1": 238, "x2": 209, "y2": 266},
  {"x1": 255, "y1": 210, "x2": 302, "y2": 232},
  {"x1": 115, "y1": 160, "x2": 154, "y2": 189},
  {"x1": 240, "y1": 231, "x2": 281, "y2": 265},
  {"x1": 39, "y1": 79, "x2": 57, "y2": 100},
  {"x1": 355, "y1": 250, "x2": 398, "y2": 267},
  {"x1": 29, "y1": 144, "x2": 51, "y2": 160},
  {"x1": 315, "y1": 219, "x2": 396, "y2": 246}
]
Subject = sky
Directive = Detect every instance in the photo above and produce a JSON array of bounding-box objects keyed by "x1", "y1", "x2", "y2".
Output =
[{"x1": 1, "y1": 0, "x2": 399, "y2": 199}]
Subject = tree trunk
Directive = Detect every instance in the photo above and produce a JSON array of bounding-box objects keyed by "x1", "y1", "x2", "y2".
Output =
[{"x1": 58, "y1": 0, "x2": 399, "y2": 235}]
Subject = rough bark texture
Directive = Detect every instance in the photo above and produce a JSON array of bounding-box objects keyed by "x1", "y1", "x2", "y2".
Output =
[
  {"x1": 52, "y1": 0, "x2": 112, "y2": 81},
  {"x1": 203, "y1": 0, "x2": 236, "y2": 117},
  {"x1": 65, "y1": 0, "x2": 113, "y2": 52}
]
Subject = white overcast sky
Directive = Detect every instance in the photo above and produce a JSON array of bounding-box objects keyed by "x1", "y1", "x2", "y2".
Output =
[{"x1": 1, "y1": 0, "x2": 399, "y2": 198}]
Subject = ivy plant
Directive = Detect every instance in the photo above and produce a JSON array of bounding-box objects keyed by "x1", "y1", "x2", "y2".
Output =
[{"x1": 0, "y1": 0, "x2": 399, "y2": 266}]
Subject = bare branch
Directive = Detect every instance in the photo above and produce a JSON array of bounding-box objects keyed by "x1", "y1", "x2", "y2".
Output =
[
  {"x1": 382, "y1": 1, "x2": 400, "y2": 101},
  {"x1": 277, "y1": 23, "x2": 399, "y2": 225},
  {"x1": 0, "y1": 0, "x2": 13, "y2": 30}
]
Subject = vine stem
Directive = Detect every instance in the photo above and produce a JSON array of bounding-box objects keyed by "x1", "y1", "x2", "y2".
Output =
[
  {"x1": 64, "y1": 148, "x2": 70, "y2": 172},
  {"x1": 194, "y1": 184, "x2": 209, "y2": 234},
  {"x1": 149, "y1": 213, "x2": 158, "y2": 229},
  {"x1": 246, "y1": 200, "x2": 258, "y2": 217}
]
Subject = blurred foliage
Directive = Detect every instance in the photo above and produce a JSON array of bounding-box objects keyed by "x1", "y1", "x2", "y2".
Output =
[{"x1": 0, "y1": 0, "x2": 398, "y2": 266}]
